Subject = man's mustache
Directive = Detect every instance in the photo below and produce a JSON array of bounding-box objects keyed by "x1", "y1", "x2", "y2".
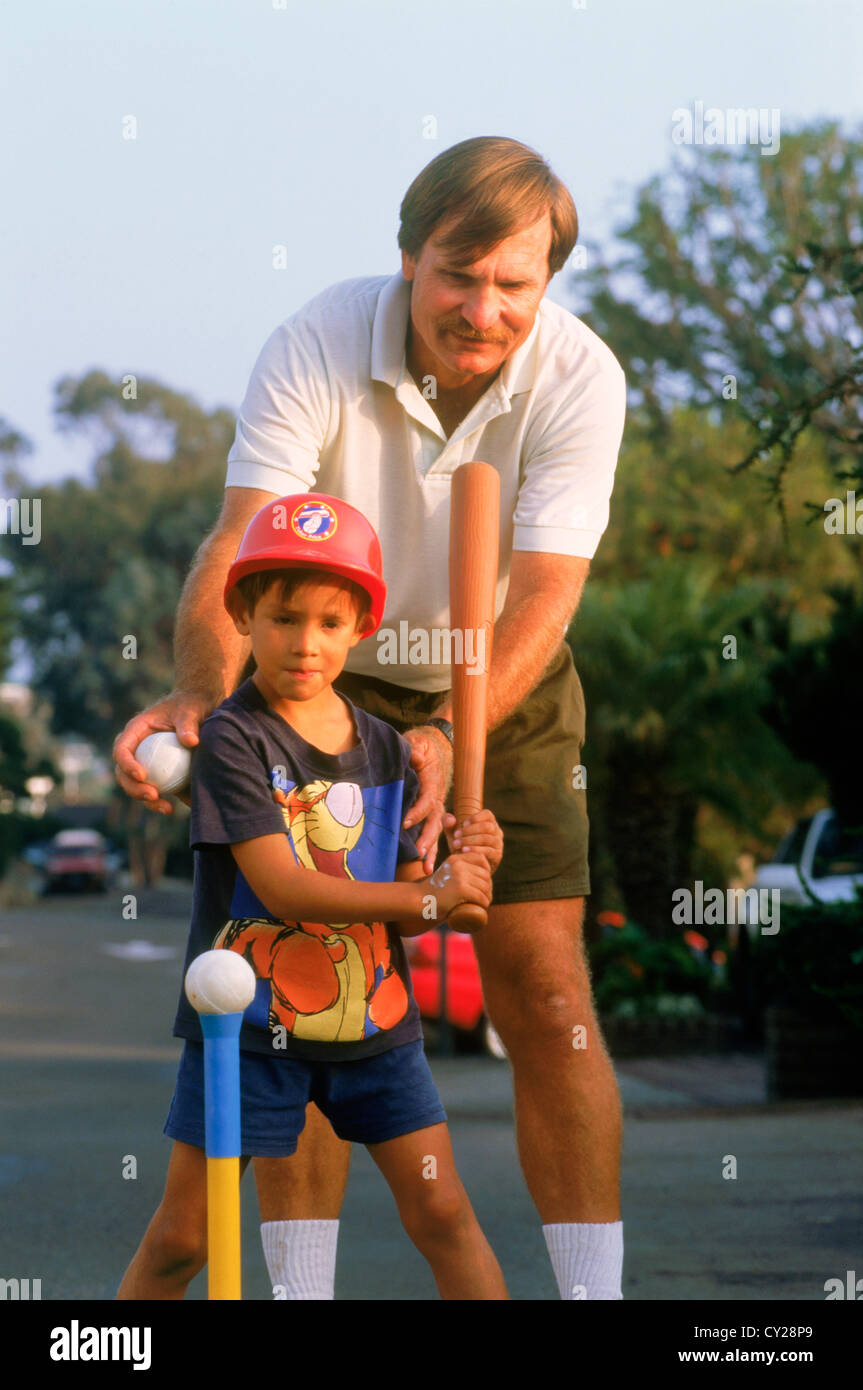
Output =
[{"x1": 440, "y1": 323, "x2": 507, "y2": 345}]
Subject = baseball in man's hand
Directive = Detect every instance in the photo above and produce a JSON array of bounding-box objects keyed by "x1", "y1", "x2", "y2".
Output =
[{"x1": 134, "y1": 732, "x2": 193, "y2": 795}]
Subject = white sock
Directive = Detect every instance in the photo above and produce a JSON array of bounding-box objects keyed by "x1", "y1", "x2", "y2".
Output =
[
  {"x1": 261, "y1": 1220, "x2": 339, "y2": 1300},
  {"x1": 543, "y1": 1221, "x2": 624, "y2": 1300}
]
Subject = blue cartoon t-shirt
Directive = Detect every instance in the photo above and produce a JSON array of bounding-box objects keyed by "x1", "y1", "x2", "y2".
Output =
[{"x1": 172, "y1": 677, "x2": 424, "y2": 1061}]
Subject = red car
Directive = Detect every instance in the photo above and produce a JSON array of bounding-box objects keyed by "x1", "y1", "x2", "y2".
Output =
[
  {"x1": 43, "y1": 829, "x2": 109, "y2": 894},
  {"x1": 404, "y1": 928, "x2": 507, "y2": 1058}
]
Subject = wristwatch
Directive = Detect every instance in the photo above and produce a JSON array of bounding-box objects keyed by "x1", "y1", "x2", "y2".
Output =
[{"x1": 423, "y1": 717, "x2": 454, "y2": 746}]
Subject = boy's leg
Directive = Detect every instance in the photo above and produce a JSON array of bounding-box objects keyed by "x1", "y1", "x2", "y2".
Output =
[
  {"x1": 116, "y1": 1140, "x2": 251, "y2": 1299},
  {"x1": 254, "y1": 1102, "x2": 351, "y2": 1300},
  {"x1": 367, "y1": 1123, "x2": 508, "y2": 1300}
]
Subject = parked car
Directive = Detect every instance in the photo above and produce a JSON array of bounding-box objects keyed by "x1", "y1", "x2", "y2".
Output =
[
  {"x1": 754, "y1": 809, "x2": 863, "y2": 907},
  {"x1": 43, "y1": 829, "x2": 110, "y2": 893},
  {"x1": 404, "y1": 928, "x2": 507, "y2": 1059}
]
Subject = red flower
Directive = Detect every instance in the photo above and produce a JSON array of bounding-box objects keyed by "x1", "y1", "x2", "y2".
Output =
[{"x1": 597, "y1": 910, "x2": 626, "y2": 928}]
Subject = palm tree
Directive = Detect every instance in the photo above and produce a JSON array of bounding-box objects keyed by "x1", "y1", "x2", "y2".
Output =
[{"x1": 570, "y1": 557, "x2": 813, "y2": 935}]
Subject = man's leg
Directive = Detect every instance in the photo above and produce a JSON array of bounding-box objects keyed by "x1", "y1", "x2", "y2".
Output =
[
  {"x1": 472, "y1": 895, "x2": 623, "y2": 1297},
  {"x1": 254, "y1": 1102, "x2": 351, "y2": 1300}
]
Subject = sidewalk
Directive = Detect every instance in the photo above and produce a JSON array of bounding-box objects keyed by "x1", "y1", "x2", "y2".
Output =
[{"x1": 616, "y1": 1051, "x2": 768, "y2": 1111}]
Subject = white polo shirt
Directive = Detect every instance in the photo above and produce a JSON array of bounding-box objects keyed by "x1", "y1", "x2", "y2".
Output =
[{"x1": 225, "y1": 271, "x2": 626, "y2": 691}]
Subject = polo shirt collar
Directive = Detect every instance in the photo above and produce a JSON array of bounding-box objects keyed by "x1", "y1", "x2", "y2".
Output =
[{"x1": 371, "y1": 271, "x2": 542, "y2": 400}]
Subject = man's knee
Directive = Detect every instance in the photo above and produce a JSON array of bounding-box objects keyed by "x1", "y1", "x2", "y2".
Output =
[
  {"x1": 254, "y1": 1109, "x2": 350, "y2": 1221},
  {"x1": 489, "y1": 977, "x2": 593, "y2": 1050},
  {"x1": 479, "y1": 915, "x2": 597, "y2": 1050}
]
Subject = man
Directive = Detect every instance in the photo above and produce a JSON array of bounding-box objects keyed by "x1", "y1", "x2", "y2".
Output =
[{"x1": 114, "y1": 135, "x2": 627, "y2": 1300}]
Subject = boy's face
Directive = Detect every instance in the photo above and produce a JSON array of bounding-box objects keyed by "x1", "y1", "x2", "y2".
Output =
[{"x1": 231, "y1": 575, "x2": 369, "y2": 708}]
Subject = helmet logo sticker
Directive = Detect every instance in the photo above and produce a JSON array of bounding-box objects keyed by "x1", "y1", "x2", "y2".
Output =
[{"x1": 291, "y1": 501, "x2": 338, "y2": 542}]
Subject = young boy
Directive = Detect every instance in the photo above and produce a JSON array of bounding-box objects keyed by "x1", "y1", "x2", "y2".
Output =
[{"x1": 117, "y1": 492, "x2": 508, "y2": 1300}]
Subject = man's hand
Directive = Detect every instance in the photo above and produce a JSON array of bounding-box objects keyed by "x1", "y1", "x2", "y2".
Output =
[
  {"x1": 402, "y1": 725, "x2": 454, "y2": 875},
  {"x1": 112, "y1": 691, "x2": 212, "y2": 815},
  {"x1": 442, "y1": 808, "x2": 503, "y2": 875}
]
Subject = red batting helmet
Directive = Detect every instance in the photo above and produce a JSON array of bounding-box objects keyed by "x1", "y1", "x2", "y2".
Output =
[{"x1": 223, "y1": 493, "x2": 387, "y2": 639}]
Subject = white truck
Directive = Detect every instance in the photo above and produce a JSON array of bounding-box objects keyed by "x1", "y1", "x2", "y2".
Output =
[{"x1": 754, "y1": 809, "x2": 863, "y2": 906}]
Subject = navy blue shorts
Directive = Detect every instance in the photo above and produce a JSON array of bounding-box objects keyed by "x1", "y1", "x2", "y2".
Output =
[{"x1": 164, "y1": 1038, "x2": 447, "y2": 1157}]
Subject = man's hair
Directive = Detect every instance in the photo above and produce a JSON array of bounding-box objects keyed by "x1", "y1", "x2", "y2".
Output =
[
  {"x1": 231, "y1": 567, "x2": 372, "y2": 629},
  {"x1": 397, "y1": 136, "x2": 578, "y2": 278}
]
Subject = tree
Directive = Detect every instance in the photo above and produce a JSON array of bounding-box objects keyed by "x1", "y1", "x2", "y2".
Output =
[
  {"x1": 4, "y1": 371, "x2": 235, "y2": 744},
  {"x1": 566, "y1": 124, "x2": 863, "y2": 930},
  {"x1": 574, "y1": 122, "x2": 863, "y2": 506},
  {"x1": 0, "y1": 711, "x2": 29, "y2": 798},
  {"x1": 569, "y1": 555, "x2": 816, "y2": 937},
  {"x1": 761, "y1": 584, "x2": 863, "y2": 827},
  {"x1": 590, "y1": 405, "x2": 860, "y2": 626},
  {"x1": 3, "y1": 373, "x2": 236, "y2": 881},
  {"x1": 0, "y1": 417, "x2": 35, "y2": 681}
]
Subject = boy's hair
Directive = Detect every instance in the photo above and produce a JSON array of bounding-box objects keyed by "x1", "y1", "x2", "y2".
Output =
[
  {"x1": 231, "y1": 567, "x2": 373, "y2": 629},
  {"x1": 398, "y1": 135, "x2": 578, "y2": 279}
]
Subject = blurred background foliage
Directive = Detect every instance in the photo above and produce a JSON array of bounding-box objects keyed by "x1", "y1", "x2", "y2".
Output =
[
  {"x1": 2, "y1": 374, "x2": 233, "y2": 742},
  {"x1": 1, "y1": 121, "x2": 861, "y2": 941},
  {"x1": 0, "y1": 378, "x2": 234, "y2": 877},
  {"x1": 567, "y1": 120, "x2": 862, "y2": 937}
]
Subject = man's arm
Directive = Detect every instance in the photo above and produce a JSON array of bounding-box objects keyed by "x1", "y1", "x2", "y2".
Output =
[
  {"x1": 427, "y1": 338, "x2": 624, "y2": 732},
  {"x1": 112, "y1": 486, "x2": 278, "y2": 810},
  {"x1": 172, "y1": 486, "x2": 280, "y2": 705},
  {"x1": 424, "y1": 549, "x2": 590, "y2": 731}
]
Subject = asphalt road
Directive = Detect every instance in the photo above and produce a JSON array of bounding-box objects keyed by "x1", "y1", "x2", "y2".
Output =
[{"x1": 1, "y1": 879, "x2": 860, "y2": 1300}]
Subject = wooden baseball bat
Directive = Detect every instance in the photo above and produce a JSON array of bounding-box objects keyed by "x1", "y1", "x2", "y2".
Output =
[{"x1": 447, "y1": 461, "x2": 500, "y2": 932}]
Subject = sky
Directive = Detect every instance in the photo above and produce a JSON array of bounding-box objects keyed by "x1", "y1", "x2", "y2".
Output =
[{"x1": 2, "y1": 0, "x2": 860, "y2": 491}]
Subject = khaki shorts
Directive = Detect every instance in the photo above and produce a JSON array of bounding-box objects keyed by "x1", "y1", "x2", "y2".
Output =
[{"x1": 333, "y1": 641, "x2": 590, "y2": 904}]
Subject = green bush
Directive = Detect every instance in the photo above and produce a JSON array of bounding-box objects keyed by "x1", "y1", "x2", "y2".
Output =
[
  {"x1": 754, "y1": 892, "x2": 863, "y2": 1027},
  {"x1": 589, "y1": 921, "x2": 717, "y2": 1017},
  {"x1": 0, "y1": 810, "x2": 64, "y2": 879}
]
